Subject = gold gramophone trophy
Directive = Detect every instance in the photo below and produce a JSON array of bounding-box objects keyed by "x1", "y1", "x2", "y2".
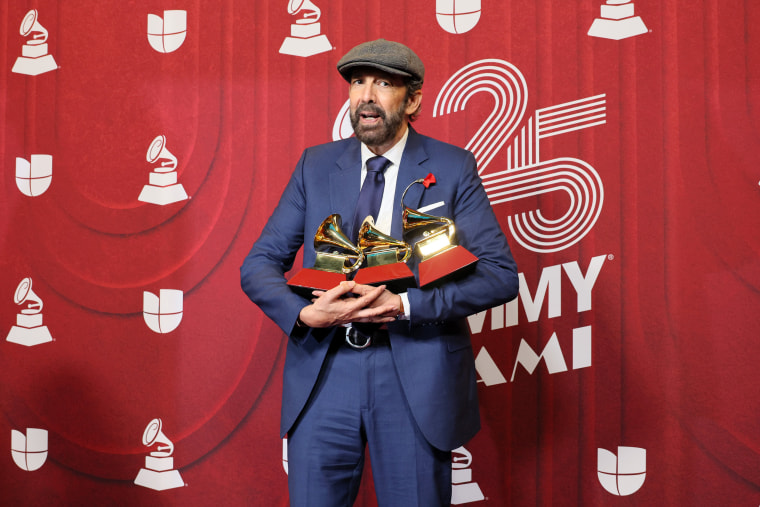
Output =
[
  {"x1": 401, "y1": 180, "x2": 478, "y2": 287},
  {"x1": 353, "y1": 216, "x2": 416, "y2": 292},
  {"x1": 287, "y1": 214, "x2": 364, "y2": 295}
]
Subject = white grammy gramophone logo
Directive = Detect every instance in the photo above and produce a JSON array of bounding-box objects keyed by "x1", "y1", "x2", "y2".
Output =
[
  {"x1": 16, "y1": 154, "x2": 53, "y2": 197},
  {"x1": 12, "y1": 9, "x2": 58, "y2": 76},
  {"x1": 143, "y1": 289, "x2": 183, "y2": 334},
  {"x1": 134, "y1": 418, "x2": 185, "y2": 491},
  {"x1": 11, "y1": 428, "x2": 48, "y2": 472},
  {"x1": 451, "y1": 446, "x2": 485, "y2": 504},
  {"x1": 6, "y1": 278, "x2": 53, "y2": 347},
  {"x1": 139, "y1": 135, "x2": 188, "y2": 206},
  {"x1": 279, "y1": 0, "x2": 333, "y2": 57},
  {"x1": 147, "y1": 10, "x2": 187, "y2": 53}
]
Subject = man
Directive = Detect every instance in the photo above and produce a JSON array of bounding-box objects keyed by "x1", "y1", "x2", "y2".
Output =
[{"x1": 241, "y1": 39, "x2": 518, "y2": 506}]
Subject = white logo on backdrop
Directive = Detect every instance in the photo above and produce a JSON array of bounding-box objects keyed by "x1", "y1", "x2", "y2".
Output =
[
  {"x1": 597, "y1": 446, "x2": 646, "y2": 496},
  {"x1": 134, "y1": 418, "x2": 185, "y2": 490},
  {"x1": 436, "y1": 0, "x2": 482, "y2": 34},
  {"x1": 11, "y1": 428, "x2": 48, "y2": 471},
  {"x1": 332, "y1": 100, "x2": 353, "y2": 141},
  {"x1": 16, "y1": 154, "x2": 53, "y2": 197},
  {"x1": 143, "y1": 290, "x2": 183, "y2": 334},
  {"x1": 12, "y1": 9, "x2": 58, "y2": 75},
  {"x1": 434, "y1": 59, "x2": 606, "y2": 253},
  {"x1": 147, "y1": 10, "x2": 187, "y2": 53},
  {"x1": 588, "y1": 0, "x2": 648, "y2": 40},
  {"x1": 451, "y1": 446, "x2": 485, "y2": 504},
  {"x1": 279, "y1": 0, "x2": 333, "y2": 57},
  {"x1": 139, "y1": 135, "x2": 188, "y2": 205},
  {"x1": 6, "y1": 278, "x2": 53, "y2": 347}
]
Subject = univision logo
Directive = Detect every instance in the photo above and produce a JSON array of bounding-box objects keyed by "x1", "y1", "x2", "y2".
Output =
[
  {"x1": 11, "y1": 428, "x2": 48, "y2": 471},
  {"x1": 143, "y1": 290, "x2": 183, "y2": 334},
  {"x1": 147, "y1": 10, "x2": 187, "y2": 53},
  {"x1": 436, "y1": 0, "x2": 481, "y2": 34},
  {"x1": 16, "y1": 155, "x2": 52, "y2": 197},
  {"x1": 597, "y1": 446, "x2": 646, "y2": 496}
]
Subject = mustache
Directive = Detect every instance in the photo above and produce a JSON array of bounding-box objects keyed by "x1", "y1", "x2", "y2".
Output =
[{"x1": 355, "y1": 103, "x2": 386, "y2": 118}]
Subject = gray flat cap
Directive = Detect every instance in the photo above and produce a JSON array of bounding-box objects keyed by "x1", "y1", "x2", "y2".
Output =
[{"x1": 337, "y1": 39, "x2": 424, "y2": 83}]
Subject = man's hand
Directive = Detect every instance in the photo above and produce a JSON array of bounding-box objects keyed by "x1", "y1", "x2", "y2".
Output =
[
  {"x1": 298, "y1": 281, "x2": 399, "y2": 328},
  {"x1": 350, "y1": 283, "x2": 403, "y2": 317}
]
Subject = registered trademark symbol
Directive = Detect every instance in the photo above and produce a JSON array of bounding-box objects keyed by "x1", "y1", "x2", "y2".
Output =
[{"x1": 608, "y1": 254, "x2": 615, "y2": 261}]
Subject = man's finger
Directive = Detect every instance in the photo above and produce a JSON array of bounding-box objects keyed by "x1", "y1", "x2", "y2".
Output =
[
  {"x1": 321, "y1": 281, "x2": 356, "y2": 301},
  {"x1": 349, "y1": 283, "x2": 387, "y2": 297},
  {"x1": 352, "y1": 284, "x2": 386, "y2": 305},
  {"x1": 352, "y1": 304, "x2": 397, "y2": 322}
]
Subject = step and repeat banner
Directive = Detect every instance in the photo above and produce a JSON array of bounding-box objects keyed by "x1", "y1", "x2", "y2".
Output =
[{"x1": 2, "y1": 1, "x2": 758, "y2": 505}]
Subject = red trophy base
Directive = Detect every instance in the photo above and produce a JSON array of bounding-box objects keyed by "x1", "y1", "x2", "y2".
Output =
[
  {"x1": 354, "y1": 263, "x2": 416, "y2": 293},
  {"x1": 418, "y1": 246, "x2": 478, "y2": 288},
  {"x1": 287, "y1": 269, "x2": 347, "y2": 296}
]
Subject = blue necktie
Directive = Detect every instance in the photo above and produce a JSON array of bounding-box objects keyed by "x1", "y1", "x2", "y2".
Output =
[{"x1": 353, "y1": 156, "x2": 391, "y2": 241}]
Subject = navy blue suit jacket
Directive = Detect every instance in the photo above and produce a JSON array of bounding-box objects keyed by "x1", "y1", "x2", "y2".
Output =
[{"x1": 240, "y1": 127, "x2": 518, "y2": 451}]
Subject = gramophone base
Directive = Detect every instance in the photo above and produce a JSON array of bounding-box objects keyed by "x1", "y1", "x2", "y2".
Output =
[
  {"x1": 134, "y1": 467, "x2": 184, "y2": 491},
  {"x1": 138, "y1": 183, "x2": 188, "y2": 205},
  {"x1": 6, "y1": 325, "x2": 53, "y2": 346},
  {"x1": 279, "y1": 34, "x2": 332, "y2": 57},
  {"x1": 587, "y1": 16, "x2": 648, "y2": 40},
  {"x1": 12, "y1": 55, "x2": 57, "y2": 75},
  {"x1": 287, "y1": 269, "x2": 347, "y2": 297},
  {"x1": 418, "y1": 246, "x2": 478, "y2": 288},
  {"x1": 354, "y1": 263, "x2": 416, "y2": 293}
]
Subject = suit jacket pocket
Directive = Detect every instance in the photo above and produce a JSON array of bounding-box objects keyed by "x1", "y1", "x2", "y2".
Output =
[{"x1": 446, "y1": 332, "x2": 472, "y2": 352}]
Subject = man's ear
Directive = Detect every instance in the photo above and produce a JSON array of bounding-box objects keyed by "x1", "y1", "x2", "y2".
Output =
[{"x1": 405, "y1": 90, "x2": 423, "y2": 116}]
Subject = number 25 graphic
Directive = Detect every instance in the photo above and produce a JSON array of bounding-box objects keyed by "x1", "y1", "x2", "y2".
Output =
[{"x1": 434, "y1": 59, "x2": 605, "y2": 254}]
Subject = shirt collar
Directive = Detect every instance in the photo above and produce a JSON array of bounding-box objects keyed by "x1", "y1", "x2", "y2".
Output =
[{"x1": 360, "y1": 126, "x2": 410, "y2": 169}]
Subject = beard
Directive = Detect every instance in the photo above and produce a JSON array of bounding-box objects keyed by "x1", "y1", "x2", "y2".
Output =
[{"x1": 350, "y1": 100, "x2": 406, "y2": 148}]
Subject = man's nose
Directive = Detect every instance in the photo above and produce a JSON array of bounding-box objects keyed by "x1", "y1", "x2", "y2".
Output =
[{"x1": 359, "y1": 83, "x2": 376, "y2": 103}]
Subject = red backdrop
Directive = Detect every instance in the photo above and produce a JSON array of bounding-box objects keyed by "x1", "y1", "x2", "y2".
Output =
[{"x1": 1, "y1": 1, "x2": 759, "y2": 505}]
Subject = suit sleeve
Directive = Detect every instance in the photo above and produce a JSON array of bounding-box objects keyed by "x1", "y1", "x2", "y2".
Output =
[
  {"x1": 406, "y1": 152, "x2": 519, "y2": 324},
  {"x1": 240, "y1": 152, "x2": 312, "y2": 338}
]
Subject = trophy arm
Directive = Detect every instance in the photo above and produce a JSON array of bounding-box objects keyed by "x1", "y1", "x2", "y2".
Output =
[
  {"x1": 397, "y1": 245, "x2": 412, "y2": 263},
  {"x1": 342, "y1": 251, "x2": 365, "y2": 274}
]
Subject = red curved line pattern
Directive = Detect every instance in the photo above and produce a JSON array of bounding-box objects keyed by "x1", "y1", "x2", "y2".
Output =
[
  {"x1": 433, "y1": 59, "x2": 528, "y2": 174},
  {"x1": 481, "y1": 158, "x2": 603, "y2": 253}
]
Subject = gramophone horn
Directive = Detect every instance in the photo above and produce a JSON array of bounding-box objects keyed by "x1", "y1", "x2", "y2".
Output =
[
  {"x1": 358, "y1": 216, "x2": 411, "y2": 264},
  {"x1": 19, "y1": 10, "x2": 48, "y2": 44},
  {"x1": 142, "y1": 418, "x2": 175, "y2": 458},
  {"x1": 314, "y1": 214, "x2": 364, "y2": 273},
  {"x1": 402, "y1": 205, "x2": 455, "y2": 243},
  {"x1": 14, "y1": 277, "x2": 43, "y2": 315},
  {"x1": 146, "y1": 135, "x2": 178, "y2": 172}
]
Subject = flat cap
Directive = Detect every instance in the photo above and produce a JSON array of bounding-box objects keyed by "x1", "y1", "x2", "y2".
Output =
[{"x1": 337, "y1": 39, "x2": 424, "y2": 83}]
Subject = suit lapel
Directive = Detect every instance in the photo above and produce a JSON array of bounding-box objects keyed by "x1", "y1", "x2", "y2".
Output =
[
  {"x1": 330, "y1": 140, "x2": 362, "y2": 231},
  {"x1": 392, "y1": 128, "x2": 430, "y2": 238}
]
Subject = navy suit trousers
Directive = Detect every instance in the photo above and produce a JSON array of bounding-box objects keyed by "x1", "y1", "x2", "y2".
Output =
[{"x1": 286, "y1": 334, "x2": 452, "y2": 507}]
